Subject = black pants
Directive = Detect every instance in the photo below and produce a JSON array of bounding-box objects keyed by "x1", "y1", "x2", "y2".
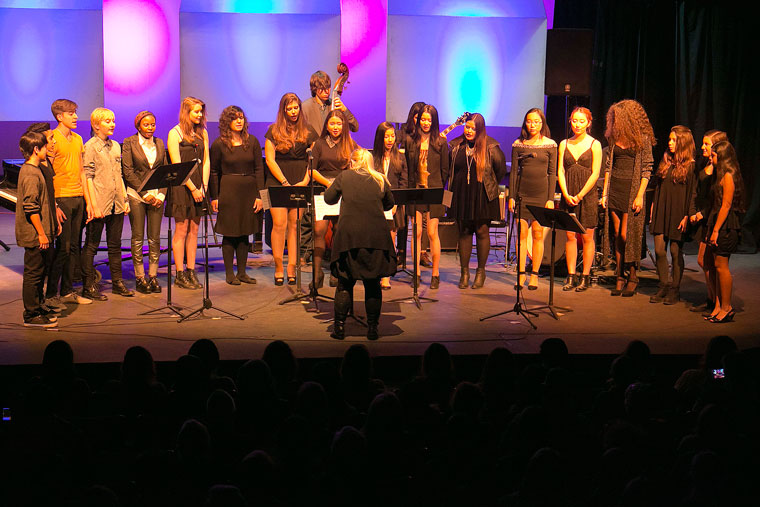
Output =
[
  {"x1": 24, "y1": 246, "x2": 53, "y2": 319},
  {"x1": 128, "y1": 196, "x2": 163, "y2": 278},
  {"x1": 334, "y1": 277, "x2": 382, "y2": 324},
  {"x1": 81, "y1": 212, "x2": 125, "y2": 287},
  {"x1": 47, "y1": 196, "x2": 85, "y2": 297}
]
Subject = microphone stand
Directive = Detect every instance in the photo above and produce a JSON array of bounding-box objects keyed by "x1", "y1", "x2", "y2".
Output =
[
  {"x1": 306, "y1": 149, "x2": 334, "y2": 313},
  {"x1": 481, "y1": 153, "x2": 537, "y2": 328}
]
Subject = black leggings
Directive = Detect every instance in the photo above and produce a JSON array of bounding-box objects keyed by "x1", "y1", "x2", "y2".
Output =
[
  {"x1": 458, "y1": 220, "x2": 490, "y2": 270},
  {"x1": 653, "y1": 234, "x2": 684, "y2": 288},
  {"x1": 221, "y1": 235, "x2": 250, "y2": 277},
  {"x1": 334, "y1": 277, "x2": 382, "y2": 323}
]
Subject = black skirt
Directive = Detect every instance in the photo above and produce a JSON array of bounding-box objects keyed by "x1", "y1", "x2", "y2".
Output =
[
  {"x1": 215, "y1": 174, "x2": 261, "y2": 236},
  {"x1": 331, "y1": 248, "x2": 397, "y2": 281}
]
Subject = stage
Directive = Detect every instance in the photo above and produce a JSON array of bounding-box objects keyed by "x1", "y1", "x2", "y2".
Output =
[{"x1": 0, "y1": 211, "x2": 758, "y2": 366}]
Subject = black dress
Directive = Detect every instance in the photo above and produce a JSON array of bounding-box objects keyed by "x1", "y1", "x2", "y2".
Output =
[
  {"x1": 650, "y1": 166, "x2": 696, "y2": 241},
  {"x1": 608, "y1": 145, "x2": 636, "y2": 213},
  {"x1": 448, "y1": 146, "x2": 500, "y2": 221},
  {"x1": 264, "y1": 125, "x2": 318, "y2": 187},
  {"x1": 166, "y1": 127, "x2": 207, "y2": 220},
  {"x1": 692, "y1": 166, "x2": 715, "y2": 243},
  {"x1": 559, "y1": 145, "x2": 598, "y2": 229},
  {"x1": 311, "y1": 137, "x2": 353, "y2": 181},
  {"x1": 405, "y1": 137, "x2": 450, "y2": 219},
  {"x1": 324, "y1": 170, "x2": 397, "y2": 280},
  {"x1": 509, "y1": 139, "x2": 558, "y2": 221},
  {"x1": 209, "y1": 137, "x2": 265, "y2": 236}
]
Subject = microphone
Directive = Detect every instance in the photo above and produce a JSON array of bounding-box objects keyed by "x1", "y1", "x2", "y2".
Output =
[
  {"x1": 306, "y1": 147, "x2": 313, "y2": 159},
  {"x1": 518, "y1": 152, "x2": 536, "y2": 161}
]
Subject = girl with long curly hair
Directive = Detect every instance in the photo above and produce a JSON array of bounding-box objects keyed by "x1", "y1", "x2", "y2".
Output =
[
  {"x1": 649, "y1": 125, "x2": 696, "y2": 305},
  {"x1": 209, "y1": 106, "x2": 265, "y2": 285},
  {"x1": 601, "y1": 99, "x2": 656, "y2": 297}
]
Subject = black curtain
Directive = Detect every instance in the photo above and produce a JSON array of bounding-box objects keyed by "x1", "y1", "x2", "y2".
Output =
[{"x1": 553, "y1": 0, "x2": 760, "y2": 245}]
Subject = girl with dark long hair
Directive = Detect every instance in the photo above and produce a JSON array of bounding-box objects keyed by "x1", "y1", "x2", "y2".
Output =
[
  {"x1": 601, "y1": 99, "x2": 656, "y2": 297},
  {"x1": 264, "y1": 92, "x2": 318, "y2": 285},
  {"x1": 649, "y1": 125, "x2": 697, "y2": 305},
  {"x1": 447, "y1": 113, "x2": 507, "y2": 289},
  {"x1": 210, "y1": 106, "x2": 265, "y2": 285},
  {"x1": 703, "y1": 141, "x2": 745, "y2": 323}
]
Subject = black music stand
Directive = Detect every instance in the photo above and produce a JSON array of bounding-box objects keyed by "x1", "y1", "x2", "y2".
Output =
[
  {"x1": 388, "y1": 187, "x2": 446, "y2": 310},
  {"x1": 526, "y1": 206, "x2": 585, "y2": 320},
  {"x1": 268, "y1": 186, "x2": 311, "y2": 305},
  {"x1": 138, "y1": 160, "x2": 195, "y2": 318}
]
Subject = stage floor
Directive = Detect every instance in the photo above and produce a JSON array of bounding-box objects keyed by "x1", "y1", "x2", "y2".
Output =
[{"x1": 0, "y1": 210, "x2": 758, "y2": 365}]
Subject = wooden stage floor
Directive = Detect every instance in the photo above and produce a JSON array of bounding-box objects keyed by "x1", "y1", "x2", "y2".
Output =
[{"x1": 0, "y1": 211, "x2": 758, "y2": 365}]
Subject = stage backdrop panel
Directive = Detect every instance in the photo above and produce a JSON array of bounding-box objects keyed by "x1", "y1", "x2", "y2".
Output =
[
  {"x1": 179, "y1": 12, "x2": 340, "y2": 123},
  {"x1": 386, "y1": 14, "x2": 546, "y2": 128},
  {"x1": 0, "y1": 7, "x2": 104, "y2": 121}
]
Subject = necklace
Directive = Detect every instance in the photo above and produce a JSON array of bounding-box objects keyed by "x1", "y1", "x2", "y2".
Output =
[{"x1": 466, "y1": 147, "x2": 474, "y2": 185}]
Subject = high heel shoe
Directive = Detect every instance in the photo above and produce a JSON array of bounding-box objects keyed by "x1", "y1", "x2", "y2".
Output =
[
  {"x1": 621, "y1": 279, "x2": 638, "y2": 297},
  {"x1": 610, "y1": 276, "x2": 626, "y2": 296},
  {"x1": 528, "y1": 272, "x2": 539, "y2": 290},
  {"x1": 575, "y1": 274, "x2": 591, "y2": 292},
  {"x1": 562, "y1": 274, "x2": 578, "y2": 291},
  {"x1": 709, "y1": 308, "x2": 735, "y2": 323},
  {"x1": 274, "y1": 273, "x2": 284, "y2": 286},
  {"x1": 471, "y1": 268, "x2": 486, "y2": 289}
]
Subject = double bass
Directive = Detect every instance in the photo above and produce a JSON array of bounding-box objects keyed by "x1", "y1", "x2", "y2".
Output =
[{"x1": 330, "y1": 62, "x2": 349, "y2": 111}]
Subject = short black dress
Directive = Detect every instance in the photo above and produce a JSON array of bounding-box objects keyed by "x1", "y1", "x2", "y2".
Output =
[
  {"x1": 509, "y1": 140, "x2": 558, "y2": 221},
  {"x1": 650, "y1": 166, "x2": 695, "y2": 241},
  {"x1": 166, "y1": 126, "x2": 208, "y2": 220},
  {"x1": 559, "y1": 145, "x2": 598, "y2": 229},
  {"x1": 448, "y1": 147, "x2": 500, "y2": 222},
  {"x1": 264, "y1": 125, "x2": 318, "y2": 188},
  {"x1": 209, "y1": 137, "x2": 265, "y2": 237},
  {"x1": 608, "y1": 145, "x2": 636, "y2": 213},
  {"x1": 692, "y1": 166, "x2": 715, "y2": 243}
]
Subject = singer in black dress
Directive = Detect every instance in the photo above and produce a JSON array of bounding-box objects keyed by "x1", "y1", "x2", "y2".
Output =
[
  {"x1": 447, "y1": 113, "x2": 506, "y2": 289},
  {"x1": 166, "y1": 97, "x2": 210, "y2": 290},
  {"x1": 509, "y1": 108, "x2": 557, "y2": 289},
  {"x1": 649, "y1": 126, "x2": 697, "y2": 305},
  {"x1": 210, "y1": 106, "x2": 265, "y2": 286},
  {"x1": 557, "y1": 107, "x2": 602, "y2": 292}
]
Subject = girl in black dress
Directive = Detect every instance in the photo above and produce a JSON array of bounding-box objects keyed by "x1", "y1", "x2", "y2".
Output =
[
  {"x1": 396, "y1": 101, "x2": 425, "y2": 266},
  {"x1": 324, "y1": 148, "x2": 396, "y2": 341},
  {"x1": 210, "y1": 106, "x2": 265, "y2": 285},
  {"x1": 688, "y1": 130, "x2": 728, "y2": 313},
  {"x1": 601, "y1": 100, "x2": 656, "y2": 297},
  {"x1": 703, "y1": 141, "x2": 745, "y2": 323},
  {"x1": 509, "y1": 108, "x2": 557, "y2": 289},
  {"x1": 167, "y1": 97, "x2": 210, "y2": 290},
  {"x1": 649, "y1": 126, "x2": 697, "y2": 305},
  {"x1": 372, "y1": 121, "x2": 408, "y2": 290},
  {"x1": 264, "y1": 93, "x2": 319, "y2": 286},
  {"x1": 309, "y1": 109, "x2": 357, "y2": 289},
  {"x1": 558, "y1": 107, "x2": 602, "y2": 292},
  {"x1": 447, "y1": 113, "x2": 507, "y2": 289},
  {"x1": 406, "y1": 104, "x2": 449, "y2": 289}
]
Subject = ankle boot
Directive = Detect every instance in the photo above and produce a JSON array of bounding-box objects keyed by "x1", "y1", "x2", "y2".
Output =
[
  {"x1": 331, "y1": 289, "x2": 351, "y2": 340},
  {"x1": 562, "y1": 274, "x2": 578, "y2": 291},
  {"x1": 650, "y1": 283, "x2": 669, "y2": 303},
  {"x1": 458, "y1": 268, "x2": 470, "y2": 289},
  {"x1": 174, "y1": 270, "x2": 195, "y2": 290},
  {"x1": 365, "y1": 299, "x2": 381, "y2": 341},
  {"x1": 575, "y1": 274, "x2": 591, "y2": 292},
  {"x1": 471, "y1": 268, "x2": 486, "y2": 289},
  {"x1": 663, "y1": 287, "x2": 680, "y2": 305},
  {"x1": 186, "y1": 269, "x2": 203, "y2": 289}
]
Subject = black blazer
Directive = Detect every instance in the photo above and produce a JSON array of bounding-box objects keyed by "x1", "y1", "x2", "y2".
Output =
[
  {"x1": 405, "y1": 136, "x2": 449, "y2": 189},
  {"x1": 122, "y1": 134, "x2": 168, "y2": 198},
  {"x1": 324, "y1": 170, "x2": 395, "y2": 261}
]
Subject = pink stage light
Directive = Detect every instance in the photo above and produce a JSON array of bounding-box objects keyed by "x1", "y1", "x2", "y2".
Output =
[{"x1": 103, "y1": 0, "x2": 170, "y2": 95}]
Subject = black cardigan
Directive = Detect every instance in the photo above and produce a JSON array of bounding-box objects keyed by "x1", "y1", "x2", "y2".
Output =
[{"x1": 324, "y1": 170, "x2": 395, "y2": 261}]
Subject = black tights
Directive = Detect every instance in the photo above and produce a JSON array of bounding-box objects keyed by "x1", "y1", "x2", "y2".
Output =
[
  {"x1": 654, "y1": 234, "x2": 684, "y2": 288},
  {"x1": 458, "y1": 221, "x2": 490, "y2": 270},
  {"x1": 335, "y1": 277, "x2": 382, "y2": 324},
  {"x1": 221, "y1": 235, "x2": 250, "y2": 278}
]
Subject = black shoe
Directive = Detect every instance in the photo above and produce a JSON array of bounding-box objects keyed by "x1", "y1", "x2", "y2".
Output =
[
  {"x1": 83, "y1": 285, "x2": 108, "y2": 301},
  {"x1": 331, "y1": 320, "x2": 345, "y2": 340},
  {"x1": 621, "y1": 279, "x2": 638, "y2": 297},
  {"x1": 611, "y1": 276, "x2": 626, "y2": 296},
  {"x1": 148, "y1": 276, "x2": 162, "y2": 293},
  {"x1": 562, "y1": 274, "x2": 578, "y2": 291},
  {"x1": 575, "y1": 274, "x2": 591, "y2": 292},
  {"x1": 40, "y1": 303, "x2": 62, "y2": 315},
  {"x1": 135, "y1": 277, "x2": 151, "y2": 294},
  {"x1": 274, "y1": 273, "x2": 284, "y2": 286},
  {"x1": 367, "y1": 323, "x2": 379, "y2": 341},
  {"x1": 38, "y1": 306, "x2": 59, "y2": 322},
  {"x1": 112, "y1": 279, "x2": 135, "y2": 297},
  {"x1": 397, "y1": 251, "x2": 406, "y2": 268},
  {"x1": 471, "y1": 268, "x2": 486, "y2": 289},
  {"x1": 458, "y1": 268, "x2": 470, "y2": 289},
  {"x1": 186, "y1": 269, "x2": 203, "y2": 289},
  {"x1": 23, "y1": 314, "x2": 57, "y2": 328},
  {"x1": 663, "y1": 287, "x2": 680, "y2": 305},
  {"x1": 309, "y1": 270, "x2": 325, "y2": 290},
  {"x1": 238, "y1": 273, "x2": 257, "y2": 284},
  {"x1": 175, "y1": 271, "x2": 196, "y2": 290},
  {"x1": 226, "y1": 274, "x2": 241, "y2": 285},
  {"x1": 650, "y1": 284, "x2": 669, "y2": 303},
  {"x1": 420, "y1": 252, "x2": 433, "y2": 268},
  {"x1": 430, "y1": 275, "x2": 440, "y2": 289},
  {"x1": 709, "y1": 308, "x2": 736, "y2": 323}
]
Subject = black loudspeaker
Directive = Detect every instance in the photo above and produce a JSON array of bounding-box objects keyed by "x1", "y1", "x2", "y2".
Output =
[
  {"x1": 421, "y1": 218, "x2": 458, "y2": 251},
  {"x1": 545, "y1": 29, "x2": 593, "y2": 96}
]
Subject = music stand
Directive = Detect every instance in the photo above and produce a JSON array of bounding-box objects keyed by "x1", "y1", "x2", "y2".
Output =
[
  {"x1": 526, "y1": 206, "x2": 585, "y2": 320},
  {"x1": 388, "y1": 187, "x2": 446, "y2": 310},
  {"x1": 267, "y1": 186, "x2": 311, "y2": 305},
  {"x1": 138, "y1": 160, "x2": 195, "y2": 318}
]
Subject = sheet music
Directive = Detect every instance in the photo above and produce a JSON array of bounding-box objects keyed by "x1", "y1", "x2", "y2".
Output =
[
  {"x1": 260, "y1": 189, "x2": 272, "y2": 210},
  {"x1": 384, "y1": 208, "x2": 393, "y2": 220},
  {"x1": 314, "y1": 194, "x2": 341, "y2": 220}
]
